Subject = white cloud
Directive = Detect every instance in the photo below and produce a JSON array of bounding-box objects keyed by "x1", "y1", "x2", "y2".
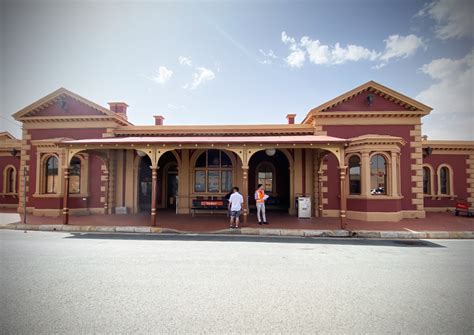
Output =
[
  {"x1": 185, "y1": 67, "x2": 216, "y2": 90},
  {"x1": 281, "y1": 31, "x2": 296, "y2": 45},
  {"x1": 286, "y1": 49, "x2": 306, "y2": 68},
  {"x1": 416, "y1": 50, "x2": 474, "y2": 140},
  {"x1": 279, "y1": 32, "x2": 421, "y2": 69},
  {"x1": 331, "y1": 43, "x2": 379, "y2": 64},
  {"x1": 379, "y1": 34, "x2": 425, "y2": 62},
  {"x1": 178, "y1": 56, "x2": 192, "y2": 66},
  {"x1": 152, "y1": 66, "x2": 173, "y2": 84},
  {"x1": 300, "y1": 37, "x2": 330, "y2": 64},
  {"x1": 417, "y1": 0, "x2": 474, "y2": 40}
]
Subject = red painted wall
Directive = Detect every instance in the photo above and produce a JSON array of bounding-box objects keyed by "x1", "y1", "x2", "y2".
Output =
[
  {"x1": 33, "y1": 96, "x2": 104, "y2": 117},
  {"x1": 26, "y1": 128, "x2": 108, "y2": 211},
  {"x1": 325, "y1": 93, "x2": 409, "y2": 112},
  {"x1": 322, "y1": 124, "x2": 415, "y2": 212},
  {"x1": 423, "y1": 154, "x2": 469, "y2": 208}
]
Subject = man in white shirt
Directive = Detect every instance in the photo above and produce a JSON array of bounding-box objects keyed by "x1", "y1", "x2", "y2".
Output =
[{"x1": 228, "y1": 186, "x2": 244, "y2": 229}]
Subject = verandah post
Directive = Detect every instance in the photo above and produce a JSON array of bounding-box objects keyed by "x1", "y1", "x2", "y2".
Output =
[
  {"x1": 242, "y1": 166, "x2": 249, "y2": 223},
  {"x1": 62, "y1": 167, "x2": 70, "y2": 225},
  {"x1": 339, "y1": 166, "x2": 348, "y2": 229},
  {"x1": 151, "y1": 166, "x2": 158, "y2": 226}
]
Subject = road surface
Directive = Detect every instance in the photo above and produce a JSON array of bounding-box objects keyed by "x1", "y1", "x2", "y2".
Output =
[{"x1": 1, "y1": 230, "x2": 472, "y2": 334}]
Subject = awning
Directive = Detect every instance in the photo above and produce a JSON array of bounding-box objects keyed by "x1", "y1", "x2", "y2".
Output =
[{"x1": 60, "y1": 135, "x2": 347, "y2": 145}]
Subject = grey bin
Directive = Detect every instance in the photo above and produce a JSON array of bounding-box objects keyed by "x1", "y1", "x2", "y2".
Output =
[{"x1": 297, "y1": 197, "x2": 311, "y2": 219}]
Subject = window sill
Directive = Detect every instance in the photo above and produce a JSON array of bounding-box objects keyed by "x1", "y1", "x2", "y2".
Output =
[
  {"x1": 347, "y1": 195, "x2": 404, "y2": 200},
  {"x1": 33, "y1": 193, "x2": 90, "y2": 198},
  {"x1": 70, "y1": 193, "x2": 89, "y2": 198},
  {"x1": 432, "y1": 194, "x2": 457, "y2": 199},
  {"x1": 0, "y1": 193, "x2": 18, "y2": 196},
  {"x1": 33, "y1": 193, "x2": 62, "y2": 198}
]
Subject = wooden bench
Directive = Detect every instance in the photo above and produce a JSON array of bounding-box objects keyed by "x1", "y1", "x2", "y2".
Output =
[{"x1": 191, "y1": 198, "x2": 229, "y2": 217}]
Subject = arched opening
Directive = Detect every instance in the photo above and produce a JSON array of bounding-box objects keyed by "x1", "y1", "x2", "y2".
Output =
[
  {"x1": 248, "y1": 150, "x2": 290, "y2": 212},
  {"x1": 137, "y1": 151, "x2": 180, "y2": 212}
]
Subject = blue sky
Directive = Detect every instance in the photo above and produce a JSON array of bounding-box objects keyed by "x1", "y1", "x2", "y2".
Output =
[{"x1": 1, "y1": 0, "x2": 472, "y2": 140}]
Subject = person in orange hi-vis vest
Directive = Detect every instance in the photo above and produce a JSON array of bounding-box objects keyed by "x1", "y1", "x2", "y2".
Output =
[{"x1": 255, "y1": 184, "x2": 269, "y2": 225}]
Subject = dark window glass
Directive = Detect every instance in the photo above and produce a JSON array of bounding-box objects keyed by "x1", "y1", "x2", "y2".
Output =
[
  {"x1": 348, "y1": 156, "x2": 361, "y2": 195},
  {"x1": 194, "y1": 150, "x2": 233, "y2": 193},
  {"x1": 194, "y1": 170, "x2": 206, "y2": 192},
  {"x1": 440, "y1": 167, "x2": 450, "y2": 194},
  {"x1": 195, "y1": 152, "x2": 206, "y2": 168},
  {"x1": 221, "y1": 152, "x2": 232, "y2": 168},
  {"x1": 7, "y1": 168, "x2": 15, "y2": 193},
  {"x1": 423, "y1": 167, "x2": 431, "y2": 194},
  {"x1": 207, "y1": 150, "x2": 220, "y2": 167}
]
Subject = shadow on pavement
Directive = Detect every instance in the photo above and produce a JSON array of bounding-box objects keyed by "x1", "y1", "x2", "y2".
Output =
[{"x1": 64, "y1": 233, "x2": 446, "y2": 248}]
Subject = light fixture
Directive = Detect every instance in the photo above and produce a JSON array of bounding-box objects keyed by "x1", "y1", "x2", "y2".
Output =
[
  {"x1": 136, "y1": 150, "x2": 146, "y2": 157},
  {"x1": 10, "y1": 148, "x2": 19, "y2": 157},
  {"x1": 265, "y1": 148, "x2": 276, "y2": 156},
  {"x1": 366, "y1": 94, "x2": 374, "y2": 106},
  {"x1": 423, "y1": 147, "x2": 433, "y2": 158}
]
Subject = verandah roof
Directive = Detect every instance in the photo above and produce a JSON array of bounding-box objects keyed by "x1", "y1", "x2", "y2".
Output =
[{"x1": 60, "y1": 135, "x2": 347, "y2": 145}]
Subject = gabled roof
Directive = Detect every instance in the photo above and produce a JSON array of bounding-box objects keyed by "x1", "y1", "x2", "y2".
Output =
[
  {"x1": 0, "y1": 131, "x2": 17, "y2": 141},
  {"x1": 302, "y1": 80, "x2": 433, "y2": 124},
  {"x1": 12, "y1": 87, "x2": 132, "y2": 126}
]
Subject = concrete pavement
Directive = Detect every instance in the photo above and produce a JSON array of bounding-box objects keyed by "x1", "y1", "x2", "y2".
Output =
[
  {"x1": 1, "y1": 230, "x2": 473, "y2": 334},
  {"x1": 1, "y1": 222, "x2": 473, "y2": 239}
]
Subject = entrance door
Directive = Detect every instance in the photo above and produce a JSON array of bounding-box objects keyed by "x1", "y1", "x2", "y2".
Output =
[
  {"x1": 138, "y1": 156, "x2": 152, "y2": 212},
  {"x1": 166, "y1": 172, "x2": 178, "y2": 208}
]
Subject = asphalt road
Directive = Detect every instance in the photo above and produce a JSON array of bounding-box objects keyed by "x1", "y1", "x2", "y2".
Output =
[{"x1": 1, "y1": 230, "x2": 472, "y2": 334}]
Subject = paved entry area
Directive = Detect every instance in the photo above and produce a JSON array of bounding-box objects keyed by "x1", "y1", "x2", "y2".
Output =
[
  {"x1": 1, "y1": 230, "x2": 472, "y2": 334},
  {"x1": 7, "y1": 210, "x2": 474, "y2": 232}
]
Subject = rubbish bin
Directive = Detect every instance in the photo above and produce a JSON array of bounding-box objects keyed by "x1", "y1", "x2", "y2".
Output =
[{"x1": 298, "y1": 197, "x2": 311, "y2": 219}]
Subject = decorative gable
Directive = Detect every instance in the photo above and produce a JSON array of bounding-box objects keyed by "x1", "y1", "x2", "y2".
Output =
[
  {"x1": 302, "y1": 81, "x2": 432, "y2": 124},
  {"x1": 23, "y1": 95, "x2": 105, "y2": 117},
  {"x1": 12, "y1": 88, "x2": 131, "y2": 126},
  {"x1": 324, "y1": 90, "x2": 410, "y2": 112}
]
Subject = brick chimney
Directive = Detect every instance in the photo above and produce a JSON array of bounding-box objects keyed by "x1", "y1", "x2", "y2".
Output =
[
  {"x1": 108, "y1": 102, "x2": 129, "y2": 120},
  {"x1": 286, "y1": 114, "x2": 296, "y2": 124},
  {"x1": 154, "y1": 115, "x2": 165, "y2": 126}
]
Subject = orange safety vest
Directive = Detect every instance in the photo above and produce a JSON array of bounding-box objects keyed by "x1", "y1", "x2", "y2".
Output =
[{"x1": 256, "y1": 190, "x2": 265, "y2": 203}]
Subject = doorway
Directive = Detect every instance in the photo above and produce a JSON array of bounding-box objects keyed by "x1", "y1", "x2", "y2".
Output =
[
  {"x1": 138, "y1": 155, "x2": 152, "y2": 212},
  {"x1": 166, "y1": 165, "x2": 178, "y2": 208}
]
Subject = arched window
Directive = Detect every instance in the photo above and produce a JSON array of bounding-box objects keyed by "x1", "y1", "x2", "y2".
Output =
[
  {"x1": 194, "y1": 150, "x2": 232, "y2": 193},
  {"x1": 45, "y1": 156, "x2": 59, "y2": 194},
  {"x1": 439, "y1": 166, "x2": 451, "y2": 195},
  {"x1": 69, "y1": 157, "x2": 81, "y2": 194},
  {"x1": 3, "y1": 166, "x2": 17, "y2": 194},
  {"x1": 370, "y1": 154, "x2": 387, "y2": 195},
  {"x1": 348, "y1": 155, "x2": 361, "y2": 195},
  {"x1": 423, "y1": 166, "x2": 431, "y2": 195},
  {"x1": 257, "y1": 162, "x2": 275, "y2": 193}
]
